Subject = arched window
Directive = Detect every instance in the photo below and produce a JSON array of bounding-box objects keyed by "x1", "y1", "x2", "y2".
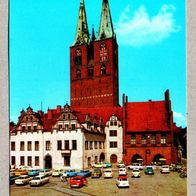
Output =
[
  {"x1": 76, "y1": 69, "x2": 81, "y2": 79},
  {"x1": 100, "y1": 64, "x2": 106, "y2": 76},
  {"x1": 100, "y1": 43, "x2": 107, "y2": 62}
]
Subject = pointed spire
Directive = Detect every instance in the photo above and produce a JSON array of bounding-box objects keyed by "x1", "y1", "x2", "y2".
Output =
[
  {"x1": 97, "y1": 0, "x2": 115, "y2": 40},
  {"x1": 91, "y1": 25, "x2": 96, "y2": 42},
  {"x1": 73, "y1": 0, "x2": 90, "y2": 45}
]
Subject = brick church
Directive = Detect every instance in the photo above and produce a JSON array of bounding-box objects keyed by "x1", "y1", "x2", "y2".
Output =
[{"x1": 10, "y1": 0, "x2": 181, "y2": 169}]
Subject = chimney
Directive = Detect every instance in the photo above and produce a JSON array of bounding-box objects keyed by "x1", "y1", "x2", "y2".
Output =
[{"x1": 165, "y1": 89, "x2": 170, "y2": 102}]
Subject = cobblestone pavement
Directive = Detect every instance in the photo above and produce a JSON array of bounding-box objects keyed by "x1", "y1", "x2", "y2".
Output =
[{"x1": 11, "y1": 168, "x2": 187, "y2": 196}]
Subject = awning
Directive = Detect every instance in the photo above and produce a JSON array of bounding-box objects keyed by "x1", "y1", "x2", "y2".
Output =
[
  {"x1": 137, "y1": 158, "x2": 143, "y2": 161},
  {"x1": 159, "y1": 158, "x2": 166, "y2": 161}
]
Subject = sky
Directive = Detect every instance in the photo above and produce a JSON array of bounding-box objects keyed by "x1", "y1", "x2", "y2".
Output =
[{"x1": 10, "y1": 0, "x2": 186, "y2": 127}]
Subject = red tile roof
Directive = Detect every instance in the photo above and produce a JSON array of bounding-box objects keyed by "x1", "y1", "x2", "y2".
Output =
[{"x1": 125, "y1": 101, "x2": 170, "y2": 132}]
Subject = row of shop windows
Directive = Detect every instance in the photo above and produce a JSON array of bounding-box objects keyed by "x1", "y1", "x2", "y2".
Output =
[
  {"x1": 85, "y1": 141, "x2": 104, "y2": 150},
  {"x1": 11, "y1": 140, "x2": 77, "y2": 151},
  {"x1": 130, "y1": 134, "x2": 167, "y2": 145},
  {"x1": 58, "y1": 124, "x2": 75, "y2": 130},
  {"x1": 11, "y1": 156, "x2": 39, "y2": 166}
]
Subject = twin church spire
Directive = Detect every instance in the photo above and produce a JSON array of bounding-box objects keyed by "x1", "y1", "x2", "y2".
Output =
[{"x1": 73, "y1": 0, "x2": 115, "y2": 46}]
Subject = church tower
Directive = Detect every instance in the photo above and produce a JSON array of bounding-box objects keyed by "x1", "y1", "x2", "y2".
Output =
[{"x1": 70, "y1": 0, "x2": 119, "y2": 109}]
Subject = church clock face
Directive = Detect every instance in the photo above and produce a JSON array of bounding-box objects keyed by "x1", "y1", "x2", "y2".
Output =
[
  {"x1": 75, "y1": 48, "x2": 82, "y2": 65},
  {"x1": 100, "y1": 43, "x2": 108, "y2": 62}
]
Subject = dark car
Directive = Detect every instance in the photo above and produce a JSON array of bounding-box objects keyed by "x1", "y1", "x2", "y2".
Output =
[
  {"x1": 69, "y1": 176, "x2": 88, "y2": 188},
  {"x1": 91, "y1": 168, "x2": 102, "y2": 178},
  {"x1": 77, "y1": 170, "x2": 91, "y2": 177},
  {"x1": 145, "y1": 166, "x2": 154, "y2": 175},
  {"x1": 10, "y1": 175, "x2": 19, "y2": 185}
]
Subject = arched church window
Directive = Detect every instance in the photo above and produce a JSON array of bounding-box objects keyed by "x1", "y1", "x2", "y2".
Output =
[
  {"x1": 75, "y1": 48, "x2": 82, "y2": 65},
  {"x1": 100, "y1": 43, "x2": 108, "y2": 62},
  {"x1": 76, "y1": 69, "x2": 81, "y2": 79},
  {"x1": 101, "y1": 64, "x2": 106, "y2": 76}
]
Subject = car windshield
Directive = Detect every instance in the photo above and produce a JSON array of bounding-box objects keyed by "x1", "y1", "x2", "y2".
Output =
[
  {"x1": 119, "y1": 178, "x2": 128, "y2": 181},
  {"x1": 133, "y1": 169, "x2": 139, "y2": 172},
  {"x1": 33, "y1": 177, "x2": 41, "y2": 180},
  {"x1": 104, "y1": 171, "x2": 111, "y2": 173}
]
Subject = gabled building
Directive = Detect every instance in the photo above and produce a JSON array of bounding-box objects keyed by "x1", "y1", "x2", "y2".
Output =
[{"x1": 10, "y1": 0, "x2": 182, "y2": 169}]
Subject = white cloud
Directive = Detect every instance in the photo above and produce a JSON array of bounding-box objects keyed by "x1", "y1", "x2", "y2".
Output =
[
  {"x1": 115, "y1": 4, "x2": 180, "y2": 47},
  {"x1": 173, "y1": 111, "x2": 186, "y2": 128}
]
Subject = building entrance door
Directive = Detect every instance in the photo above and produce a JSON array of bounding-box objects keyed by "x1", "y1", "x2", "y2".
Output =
[
  {"x1": 45, "y1": 155, "x2": 52, "y2": 169},
  {"x1": 64, "y1": 156, "x2": 70, "y2": 166},
  {"x1": 110, "y1": 154, "x2": 117, "y2": 163}
]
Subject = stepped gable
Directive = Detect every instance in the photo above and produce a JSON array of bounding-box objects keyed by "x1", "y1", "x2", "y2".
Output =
[
  {"x1": 126, "y1": 100, "x2": 171, "y2": 132},
  {"x1": 74, "y1": 106, "x2": 123, "y2": 125}
]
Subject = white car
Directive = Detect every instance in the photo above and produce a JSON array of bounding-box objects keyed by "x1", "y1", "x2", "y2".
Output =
[
  {"x1": 116, "y1": 176, "x2": 130, "y2": 188},
  {"x1": 15, "y1": 175, "x2": 32, "y2": 185},
  {"x1": 29, "y1": 175, "x2": 49, "y2": 186},
  {"x1": 119, "y1": 167, "x2": 127, "y2": 176},
  {"x1": 39, "y1": 169, "x2": 53, "y2": 176},
  {"x1": 160, "y1": 165, "x2": 170, "y2": 173},
  {"x1": 103, "y1": 168, "x2": 113, "y2": 178},
  {"x1": 127, "y1": 163, "x2": 144, "y2": 170},
  {"x1": 52, "y1": 169, "x2": 64, "y2": 177},
  {"x1": 117, "y1": 161, "x2": 125, "y2": 168},
  {"x1": 132, "y1": 168, "x2": 140, "y2": 178}
]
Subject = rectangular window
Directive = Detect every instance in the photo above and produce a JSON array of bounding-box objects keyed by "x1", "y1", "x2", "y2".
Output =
[
  {"x1": 110, "y1": 141, "x2": 117, "y2": 148},
  {"x1": 27, "y1": 156, "x2": 32, "y2": 166},
  {"x1": 72, "y1": 140, "x2": 77, "y2": 150},
  {"x1": 35, "y1": 141, "x2": 39, "y2": 151},
  {"x1": 20, "y1": 156, "x2": 25, "y2": 166},
  {"x1": 109, "y1": 130, "x2": 117, "y2": 137},
  {"x1": 27, "y1": 126, "x2": 31, "y2": 131},
  {"x1": 46, "y1": 141, "x2": 51, "y2": 151},
  {"x1": 11, "y1": 156, "x2": 16, "y2": 165},
  {"x1": 64, "y1": 156, "x2": 70, "y2": 166},
  {"x1": 151, "y1": 134, "x2": 156, "y2": 145},
  {"x1": 110, "y1": 121, "x2": 113, "y2": 126},
  {"x1": 57, "y1": 140, "x2": 62, "y2": 150},
  {"x1": 20, "y1": 141, "x2": 24, "y2": 151},
  {"x1": 85, "y1": 141, "x2": 88, "y2": 150},
  {"x1": 11, "y1": 142, "x2": 15, "y2": 151},
  {"x1": 99, "y1": 141, "x2": 102, "y2": 149},
  {"x1": 35, "y1": 156, "x2": 39, "y2": 166},
  {"x1": 161, "y1": 134, "x2": 166, "y2": 144},
  {"x1": 33, "y1": 126, "x2": 37, "y2": 131},
  {"x1": 94, "y1": 141, "x2": 97, "y2": 149},
  {"x1": 64, "y1": 140, "x2": 69, "y2": 150},
  {"x1": 71, "y1": 124, "x2": 76, "y2": 130},
  {"x1": 131, "y1": 135, "x2": 136, "y2": 145},
  {"x1": 27, "y1": 141, "x2": 32, "y2": 151},
  {"x1": 59, "y1": 124, "x2": 62, "y2": 130},
  {"x1": 141, "y1": 135, "x2": 146, "y2": 145},
  {"x1": 22, "y1": 126, "x2": 25, "y2": 131},
  {"x1": 90, "y1": 141, "x2": 93, "y2": 149}
]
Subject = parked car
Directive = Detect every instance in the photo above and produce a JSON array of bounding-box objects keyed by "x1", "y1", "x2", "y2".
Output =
[
  {"x1": 160, "y1": 165, "x2": 170, "y2": 174},
  {"x1": 91, "y1": 168, "x2": 102, "y2": 178},
  {"x1": 69, "y1": 176, "x2": 88, "y2": 188},
  {"x1": 103, "y1": 168, "x2": 113, "y2": 178},
  {"x1": 77, "y1": 170, "x2": 91, "y2": 177},
  {"x1": 117, "y1": 161, "x2": 125, "y2": 168},
  {"x1": 132, "y1": 168, "x2": 140, "y2": 178},
  {"x1": 118, "y1": 167, "x2": 127, "y2": 176},
  {"x1": 116, "y1": 175, "x2": 130, "y2": 188},
  {"x1": 29, "y1": 175, "x2": 49, "y2": 186},
  {"x1": 15, "y1": 175, "x2": 33, "y2": 185},
  {"x1": 127, "y1": 163, "x2": 144, "y2": 170},
  {"x1": 63, "y1": 169, "x2": 78, "y2": 177},
  {"x1": 10, "y1": 175, "x2": 19, "y2": 185},
  {"x1": 28, "y1": 169, "x2": 40, "y2": 177},
  {"x1": 39, "y1": 169, "x2": 53, "y2": 176},
  {"x1": 14, "y1": 169, "x2": 28, "y2": 176},
  {"x1": 52, "y1": 169, "x2": 64, "y2": 177},
  {"x1": 101, "y1": 161, "x2": 112, "y2": 168},
  {"x1": 145, "y1": 166, "x2": 154, "y2": 175},
  {"x1": 92, "y1": 162, "x2": 104, "y2": 168}
]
